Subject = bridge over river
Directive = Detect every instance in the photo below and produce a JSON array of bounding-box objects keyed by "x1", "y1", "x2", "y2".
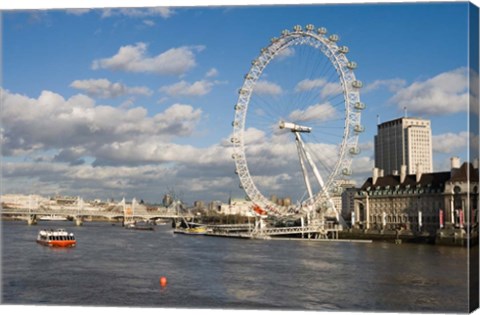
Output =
[{"x1": 1, "y1": 207, "x2": 190, "y2": 226}]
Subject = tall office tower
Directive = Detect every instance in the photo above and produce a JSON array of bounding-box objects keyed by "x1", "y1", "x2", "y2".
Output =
[{"x1": 374, "y1": 116, "x2": 433, "y2": 175}]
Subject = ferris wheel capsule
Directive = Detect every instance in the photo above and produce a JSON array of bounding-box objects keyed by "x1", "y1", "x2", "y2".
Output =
[
  {"x1": 293, "y1": 25, "x2": 302, "y2": 32},
  {"x1": 347, "y1": 61, "x2": 357, "y2": 70},
  {"x1": 354, "y1": 102, "x2": 366, "y2": 110},
  {"x1": 352, "y1": 80, "x2": 363, "y2": 88},
  {"x1": 338, "y1": 46, "x2": 349, "y2": 54},
  {"x1": 349, "y1": 147, "x2": 361, "y2": 155},
  {"x1": 342, "y1": 168, "x2": 353, "y2": 176},
  {"x1": 234, "y1": 104, "x2": 244, "y2": 110},
  {"x1": 329, "y1": 34, "x2": 339, "y2": 42},
  {"x1": 317, "y1": 27, "x2": 328, "y2": 34},
  {"x1": 238, "y1": 88, "x2": 249, "y2": 95},
  {"x1": 332, "y1": 186, "x2": 343, "y2": 193},
  {"x1": 305, "y1": 24, "x2": 315, "y2": 31},
  {"x1": 354, "y1": 124, "x2": 365, "y2": 133},
  {"x1": 282, "y1": 29, "x2": 290, "y2": 36}
]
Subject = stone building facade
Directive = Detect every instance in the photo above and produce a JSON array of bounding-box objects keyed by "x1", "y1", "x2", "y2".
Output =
[
  {"x1": 220, "y1": 197, "x2": 255, "y2": 216},
  {"x1": 353, "y1": 157, "x2": 478, "y2": 236}
]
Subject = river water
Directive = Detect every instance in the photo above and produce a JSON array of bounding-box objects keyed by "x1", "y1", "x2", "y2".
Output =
[{"x1": 1, "y1": 220, "x2": 473, "y2": 312}]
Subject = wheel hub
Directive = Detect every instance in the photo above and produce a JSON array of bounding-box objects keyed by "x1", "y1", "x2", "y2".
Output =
[{"x1": 279, "y1": 121, "x2": 312, "y2": 133}]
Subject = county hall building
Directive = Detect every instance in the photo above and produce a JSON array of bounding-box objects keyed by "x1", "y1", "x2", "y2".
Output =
[{"x1": 353, "y1": 157, "x2": 478, "y2": 241}]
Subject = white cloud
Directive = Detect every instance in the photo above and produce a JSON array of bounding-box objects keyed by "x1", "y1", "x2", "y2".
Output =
[
  {"x1": 94, "y1": 141, "x2": 197, "y2": 165},
  {"x1": 390, "y1": 68, "x2": 468, "y2": 115},
  {"x1": 358, "y1": 141, "x2": 374, "y2": 152},
  {"x1": 101, "y1": 7, "x2": 174, "y2": 19},
  {"x1": 70, "y1": 78, "x2": 152, "y2": 99},
  {"x1": 254, "y1": 80, "x2": 283, "y2": 96},
  {"x1": 65, "y1": 8, "x2": 91, "y2": 16},
  {"x1": 205, "y1": 68, "x2": 219, "y2": 78},
  {"x1": 143, "y1": 20, "x2": 155, "y2": 27},
  {"x1": 294, "y1": 79, "x2": 342, "y2": 99},
  {"x1": 295, "y1": 78, "x2": 326, "y2": 92},
  {"x1": 153, "y1": 104, "x2": 202, "y2": 136},
  {"x1": 92, "y1": 43, "x2": 203, "y2": 75},
  {"x1": 320, "y1": 82, "x2": 343, "y2": 98},
  {"x1": 289, "y1": 103, "x2": 338, "y2": 122},
  {"x1": 275, "y1": 47, "x2": 295, "y2": 61},
  {"x1": 350, "y1": 156, "x2": 375, "y2": 186},
  {"x1": 1, "y1": 87, "x2": 247, "y2": 202},
  {"x1": 159, "y1": 80, "x2": 214, "y2": 97},
  {"x1": 243, "y1": 127, "x2": 267, "y2": 145},
  {"x1": 432, "y1": 131, "x2": 469, "y2": 154},
  {"x1": 1, "y1": 88, "x2": 202, "y2": 158},
  {"x1": 3, "y1": 161, "x2": 180, "y2": 198},
  {"x1": 252, "y1": 173, "x2": 294, "y2": 191},
  {"x1": 363, "y1": 78, "x2": 406, "y2": 93}
]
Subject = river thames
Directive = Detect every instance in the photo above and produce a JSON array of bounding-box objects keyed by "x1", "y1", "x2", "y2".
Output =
[{"x1": 1, "y1": 220, "x2": 473, "y2": 312}]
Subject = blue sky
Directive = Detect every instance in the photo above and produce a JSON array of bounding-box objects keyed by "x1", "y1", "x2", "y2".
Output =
[{"x1": 1, "y1": 2, "x2": 476, "y2": 204}]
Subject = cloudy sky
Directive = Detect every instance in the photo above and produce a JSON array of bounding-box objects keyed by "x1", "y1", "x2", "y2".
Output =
[{"x1": 1, "y1": 1, "x2": 475, "y2": 204}]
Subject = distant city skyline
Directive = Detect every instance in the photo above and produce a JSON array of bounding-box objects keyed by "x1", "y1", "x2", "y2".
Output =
[{"x1": 1, "y1": 2, "x2": 475, "y2": 204}]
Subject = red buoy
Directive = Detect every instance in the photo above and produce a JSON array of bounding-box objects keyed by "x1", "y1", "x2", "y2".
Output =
[{"x1": 160, "y1": 276, "x2": 167, "y2": 287}]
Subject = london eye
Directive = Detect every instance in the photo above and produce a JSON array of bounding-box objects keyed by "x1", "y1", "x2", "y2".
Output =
[{"x1": 231, "y1": 24, "x2": 365, "y2": 225}]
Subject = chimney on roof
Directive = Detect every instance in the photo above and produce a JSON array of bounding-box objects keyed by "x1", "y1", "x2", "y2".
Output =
[
  {"x1": 393, "y1": 170, "x2": 399, "y2": 176},
  {"x1": 416, "y1": 163, "x2": 422, "y2": 183},
  {"x1": 451, "y1": 156, "x2": 461, "y2": 169},
  {"x1": 373, "y1": 168, "x2": 379, "y2": 185},
  {"x1": 473, "y1": 158, "x2": 479, "y2": 169},
  {"x1": 451, "y1": 157, "x2": 461, "y2": 178},
  {"x1": 379, "y1": 169, "x2": 384, "y2": 177},
  {"x1": 400, "y1": 165, "x2": 407, "y2": 184}
]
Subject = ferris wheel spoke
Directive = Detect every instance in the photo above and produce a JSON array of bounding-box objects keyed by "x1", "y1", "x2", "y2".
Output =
[
  {"x1": 306, "y1": 119, "x2": 346, "y2": 128},
  {"x1": 284, "y1": 51, "x2": 334, "y2": 122},
  {"x1": 250, "y1": 96, "x2": 283, "y2": 122},
  {"x1": 306, "y1": 143, "x2": 335, "y2": 173}
]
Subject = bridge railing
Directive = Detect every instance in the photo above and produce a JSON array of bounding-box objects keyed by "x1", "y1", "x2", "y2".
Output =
[{"x1": 1, "y1": 207, "x2": 184, "y2": 218}]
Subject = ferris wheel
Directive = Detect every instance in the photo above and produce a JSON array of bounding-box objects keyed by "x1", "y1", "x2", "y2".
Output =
[{"x1": 231, "y1": 24, "x2": 365, "y2": 220}]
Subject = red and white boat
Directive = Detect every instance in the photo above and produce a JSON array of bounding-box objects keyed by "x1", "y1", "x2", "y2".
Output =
[{"x1": 36, "y1": 229, "x2": 76, "y2": 247}]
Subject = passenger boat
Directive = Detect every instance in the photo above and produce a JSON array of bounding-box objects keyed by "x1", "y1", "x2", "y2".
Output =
[
  {"x1": 155, "y1": 219, "x2": 169, "y2": 225},
  {"x1": 125, "y1": 222, "x2": 154, "y2": 231},
  {"x1": 173, "y1": 226, "x2": 210, "y2": 235},
  {"x1": 36, "y1": 229, "x2": 76, "y2": 247}
]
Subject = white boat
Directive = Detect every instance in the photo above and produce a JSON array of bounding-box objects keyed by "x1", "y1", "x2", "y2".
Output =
[
  {"x1": 173, "y1": 226, "x2": 212, "y2": 235},
  {"x1": 36, "y1": 229, "x2": 76, "y2": 247}
]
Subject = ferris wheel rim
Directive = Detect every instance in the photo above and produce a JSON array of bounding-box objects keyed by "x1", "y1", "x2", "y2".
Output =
[{"x1": 232, "y1": 25, "x2": 363, "y2": 215}]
